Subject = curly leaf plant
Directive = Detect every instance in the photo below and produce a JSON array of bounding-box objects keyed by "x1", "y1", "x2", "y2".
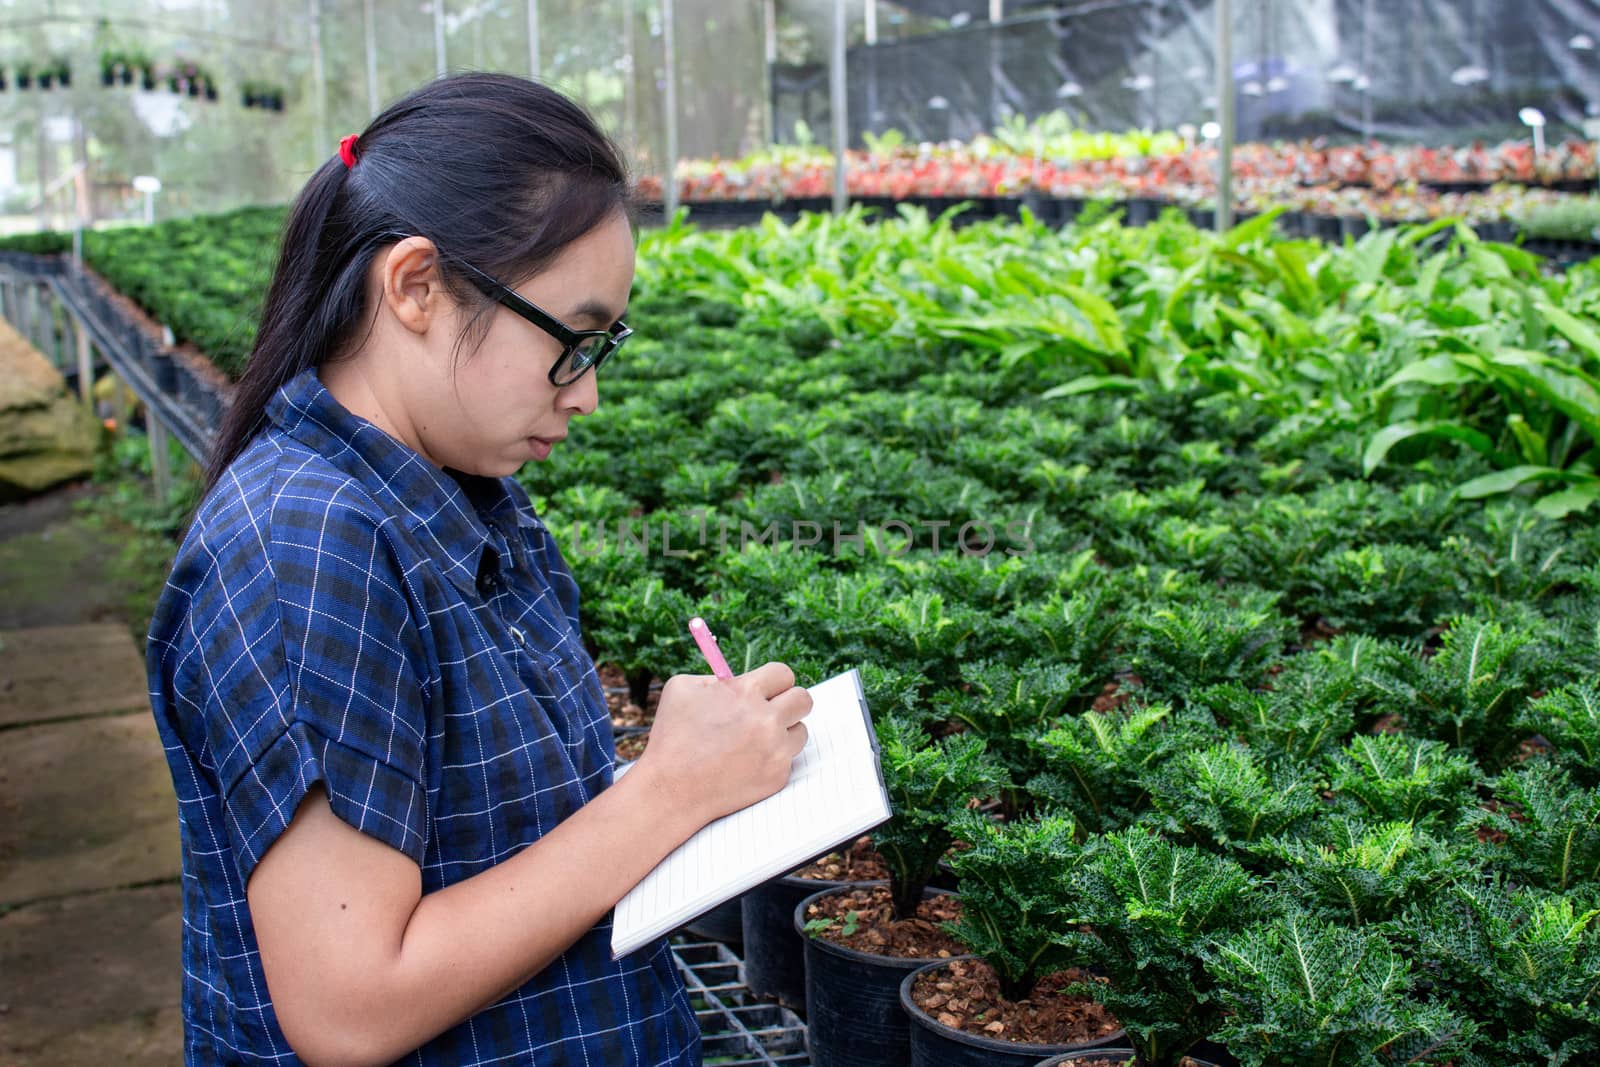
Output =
[
  {"x1": 1252, "y1": 814, "x2": 1460, "y2": 927},
  {"x1": 1405, "y1": 879, "x2": 1600, "y2": 1064},
  {"x1": 942, "y1": 809, "x2": 1087, "y2": 1004},
  {"x1": 1516, "y1": 682, "x2": 1600, "y2": 788},
  {"x1": 1147, "y1": 741, "x2": 1322, "y2": 856},
  {"x1": 935, "y1": 660, "x2": 1088, "y2": 813},
  {"x1": 1467, "y1": 762, "x2": 1600, "y2": 894},
  {"x1": 1206, "y1": 909, "x2": 1473, "y2": 1067},
  {"x1": 1325, "y1": 733, "x2": 1481, "y2": 826},
  {"x1": 1061, "y1": 827, "x2": 1256, "y2": 1067},
  {"x1": 871, "y1": 715, "x2": 1009, "y2": 920}
]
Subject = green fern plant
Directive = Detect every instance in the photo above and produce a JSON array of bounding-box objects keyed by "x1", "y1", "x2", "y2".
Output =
[
  {"x1": 1395, "y1": 615, "x2": 1545, "y2": 766},
  {"x1": 1028, "y1": 703, "x2": 1221, "y2": 835},
  {"x1": 1128, "y1": 591, "x2": 1291, "y2": 702},
  {"x1": 1193, "y1": 656, "x2": 1357, "y2": 765},
  {"x1": 1060, "y1": 828, "x2": 1256, "y2": 1067},
  {"x1": 1405, "y1": 879, "x2": 1600, "y2": 1064},
  {"x1": 1466, "y1": 763, "x2": 1600, "y2": 893},
  {"x1": 1252, "y1": 815, "x2": 1460, "y2": 926},
  {"x1": 872, "y1": 716, "x2": 1010, "y2": 919},
  {"x1": 1517, "y1": 682, "x2": 1600, "y2": 787},
  {"x1": 941, "y1": 810, "x2": 1088, "y2": 1003},
  {"x1": 933, "y1": 660, "x2": 1089, "y2": 807},
  {"x1": 1147, "y1": 741, "x2": 1322, "y2": 854},
  {"x1": 1325, "y1": 733, "x2": 1481, "y2": 826},
  {"x1": 1206, "y1": 909, "x2": 1473, "y2": 1067}
]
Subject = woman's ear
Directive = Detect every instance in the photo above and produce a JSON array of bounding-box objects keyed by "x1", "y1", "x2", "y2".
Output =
[{"x1": 379, "y1": 236, "x2": 446, "y2": 337}]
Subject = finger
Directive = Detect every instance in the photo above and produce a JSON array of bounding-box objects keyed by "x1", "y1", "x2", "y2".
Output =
[
  {"x1": 784, "y1": 721, "x2": 809, "y2": 757},
  {"x1": 741, "y1": 660, "x2": 797, "y2": 699},
  {"x1": 770, "y1": 686, "x2": 814, "y2": 727}
]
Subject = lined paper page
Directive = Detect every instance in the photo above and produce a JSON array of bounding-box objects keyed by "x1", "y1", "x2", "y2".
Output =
[{"x1": 610, "y1": 669, "x2": 888, "y2": 958}]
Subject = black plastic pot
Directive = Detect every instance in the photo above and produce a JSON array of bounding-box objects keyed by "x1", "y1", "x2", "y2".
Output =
[
  {"x1": 681, "y1": 893, "x2": 743, "y2": 948},
  {"x1": 742, "y1": 869, "x2": 853, "y2": 1012},
  {"x1": 900, "y1": 958, "x2": 1127, "y2": 1067},
  {"x1": 147, "y1": 345, "x2": 179, "y2": 394},
  {"x1": 796, "y1": 882, "x2": 953, "y2": 1067},
  {"x1": 1034, "y1": 1054, "x2": 1220, "y2": 1067}
]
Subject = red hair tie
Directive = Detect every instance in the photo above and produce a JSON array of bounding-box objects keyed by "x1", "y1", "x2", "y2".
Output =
[{"x1": 339, "y1": 134, "x2": 360, "y2": 169}]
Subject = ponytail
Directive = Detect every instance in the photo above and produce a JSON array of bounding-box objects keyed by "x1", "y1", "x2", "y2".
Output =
[{"x1": 204, "y1": 73, "x2": 636, "y2": 491}]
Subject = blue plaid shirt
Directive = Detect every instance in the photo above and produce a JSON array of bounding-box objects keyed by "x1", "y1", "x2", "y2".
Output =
[{"x1": 147, "y1": 368, "x2": 699, "y2": 1065}]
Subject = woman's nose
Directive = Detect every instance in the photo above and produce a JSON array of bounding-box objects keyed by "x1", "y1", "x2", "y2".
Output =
[{"x1": 558, "y1": 372, "x2": 599, "y2": 417}]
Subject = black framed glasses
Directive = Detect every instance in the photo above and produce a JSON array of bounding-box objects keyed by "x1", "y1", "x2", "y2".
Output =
[{"x1": 454, "y1": 259, "x2": 632, "y2": 386}]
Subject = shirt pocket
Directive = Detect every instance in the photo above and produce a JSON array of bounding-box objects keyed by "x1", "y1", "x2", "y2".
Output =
[{"x1": 506, "y1": 624, "x2": 613, "y2": 778}]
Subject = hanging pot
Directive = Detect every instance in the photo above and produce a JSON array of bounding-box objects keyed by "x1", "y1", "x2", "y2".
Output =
[{"x1": 899, "y1": 957, "x2": 1127, "y2": 1067}]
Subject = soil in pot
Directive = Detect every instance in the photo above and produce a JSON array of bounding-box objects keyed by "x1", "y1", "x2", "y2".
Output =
[
  {"x1": 1035, "y1": 1056, "x2": 1218, "y2": 1067},
  {"x1": 796, "y1": 882, "x2": 964, "y2": 1067},
  {"x1": 739, "y1": 836, "x2": 885, "y2": 1013},
  {"x1": 613, "y1": 728, "x2": 648, "y2": 763},
  {"x1": 902, "y1": 957, "x2": 1123, "y2": 1066}
]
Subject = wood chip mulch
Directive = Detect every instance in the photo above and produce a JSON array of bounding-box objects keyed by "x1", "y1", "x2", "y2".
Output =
[
  {"x1": 908, "y1": 956, "x2": 1124, "y2": 1048},
  {"x1": 802, "y1": 884, "x2": 966, "y2": 959},
  {"x1": 790, "y1": 835, "x2": 891, "y2": 881}
]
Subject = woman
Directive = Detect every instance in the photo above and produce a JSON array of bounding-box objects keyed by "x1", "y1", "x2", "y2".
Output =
[{"x1": 146, "y1": 72, "x2": 812, "y2": 1066}]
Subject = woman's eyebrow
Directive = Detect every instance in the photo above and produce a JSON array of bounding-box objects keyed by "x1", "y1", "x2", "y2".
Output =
[{"x1": 568, "y1": 298, "x2": 627, "y2": 324}]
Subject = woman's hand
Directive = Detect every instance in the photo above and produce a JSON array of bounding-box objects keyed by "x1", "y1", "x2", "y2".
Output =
[{"x1": 631, "y1": 661, "x2": 814, "y2": 826}]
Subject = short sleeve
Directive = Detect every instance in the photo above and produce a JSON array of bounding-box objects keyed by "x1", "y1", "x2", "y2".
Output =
[{"x1": 169, "y1": 479, "x2": 433, "y2": 886}]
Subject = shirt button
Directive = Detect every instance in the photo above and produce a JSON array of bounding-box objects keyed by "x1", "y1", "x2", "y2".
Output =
[{"x1": 509, "y1": 627, "x2": 527, "y2": 647}]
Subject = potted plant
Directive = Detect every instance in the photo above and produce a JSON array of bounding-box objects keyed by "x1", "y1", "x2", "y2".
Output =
[
  {"x1": 16, "y1": 61, "x2": 32, "y2": 89},
  {"x1": 900, "y1": 810, "x2": 1127, "y2": 1067},
  {"x1": 793, "y1": 722, "x2": 1004, "y2": 1066},
  {"x1": 99, "y1": 49, "x2": 124, "y2": 86},
  {"x1": 741, "y1": 673, "x2": 932, "y2": 1011},
  {"x1": 1055, "y1": 828, "x2": 1255, "y2": 1067},
  {"x1": 1204, "y1": 908, "x2": 1473, "y2": 1066}
]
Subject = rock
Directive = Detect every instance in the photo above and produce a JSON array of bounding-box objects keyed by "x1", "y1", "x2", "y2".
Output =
[{"x1": 0, "y1": 317, "x2": 97, "y2": 501}]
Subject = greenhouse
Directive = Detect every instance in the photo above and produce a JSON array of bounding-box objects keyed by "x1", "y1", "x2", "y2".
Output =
[{"x1": 2, "y1": 1, "x2": 1599, "y2": 1065}]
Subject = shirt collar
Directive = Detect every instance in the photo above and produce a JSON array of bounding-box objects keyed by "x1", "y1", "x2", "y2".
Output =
[{"x1": 267, "y1": 368, "x2": 531, "y2": 598}]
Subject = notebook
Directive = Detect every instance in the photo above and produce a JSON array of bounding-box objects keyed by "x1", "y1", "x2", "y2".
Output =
[{"x1": 610, "y1": 668, "x2": 889, "y2": 958}]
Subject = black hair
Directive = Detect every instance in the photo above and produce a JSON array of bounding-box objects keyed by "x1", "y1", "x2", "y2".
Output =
[{"x1": 205, "y1": 72, "x2": 637, "y2": 490}]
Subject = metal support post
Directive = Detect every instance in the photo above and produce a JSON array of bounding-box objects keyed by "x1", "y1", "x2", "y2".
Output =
[
  {"x1": 831, "y1": 0, "x2": 848, "y2": 214},
  {"x1": 763, "y1": 0, "x2": 778, "y2": 146},
  {"x1": 435, "y1": 0, "x2": 448, "y2": 76},
  {"x1": 364, "y1": 0, "x2": 381, "y2": 116},
  {"x1": 76, "y1": 317, "x2": 94, "y2": 407},
  {"x1": 663, "y1": 0, "x2": 680, "y2": 219},
  {"x1": 1215, "y1": 0, "x2": 1235, "y2": 231},
  {"x1": 149, "y1": 417, "x2": 173, "y2": 503},
  {"x1": 528, "y1": 0, "x2": 541, "y2": 79},
  {"x1": 310, "y1": 0, "x2": 329, "y2": 159}
]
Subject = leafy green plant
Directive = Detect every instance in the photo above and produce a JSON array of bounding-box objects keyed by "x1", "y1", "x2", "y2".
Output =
[
  {"x1": 1467, "y1": 763, "x2": 1600, "y2": 893},
  {"x1": 1147, "y1": 741, "x2": 1322, "y2": 854},
  {"x1": 1252, "y1": 815, "x2": 1459, "y2": 925},
  {"x1": 933, "y1": 660, "x2": 1088, "y2": 809},
  {"x1": 1518, "y1": 682, "x2": 1600, "y2": 787},
  {"x1": 942, "y1": 810, "x2": 1086, "y2": 1002},
  {"x1": 1406, "y1": 879, "x2": 1600, "y2": 1064},
  {"x1": 1325, "y1": 733, "x2": 1481, "y2": 825},
  {"x1": 871, "y1": 716, "x2": 1009, "y2": 919},
  {"x1": 1060, "y1": 828, "x2": 1256, "y2": 1067},
  {"x1": 1194, "y1": 647, "x2": 1360, "y2": 764},
  {"x1": 1394, "y1": 615, "x2": 1547, "y2": 766},
  {"x1": 1128, "y1": 591, "x2": 1291, "y2": 702},
  {"x1": 1206, "y1": 909, "x2": 1472, "y2": 1067},
  {"x1": 1029, "y1": 703, "x2": 1212, "y2": 835}
]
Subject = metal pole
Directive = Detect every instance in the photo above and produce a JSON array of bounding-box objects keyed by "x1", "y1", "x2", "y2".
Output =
[
  {"x1": 831, "y1": 0, "x2": 848, "y2": 214},
  {"x1": 148, "y1": 417, "x2": 173, "y2": 503},
  {"x1": 1360, "y1": 0, "x2": 1374, "y2": 140},
  {"x1": 310, "y1": 0, "x2": 329, "y2": 157},
  {"x1": 989, "y1": 0, "x2": 1004, "y2": 133},
  {"x1": 364, "y1": 0, "x2": 380, "y2": 116},
  {"x1": 528, "y1": 0, "x2": 541, "y2": 79},
  {"x1": 76, "y1": 325, "x2": 94, "y2": 407},
  {"x1": 623, "y1": 0, "x2": 636, "y2": 151},
  {"x1": 864, "y1": 0, "x2": 879, "y2": 137},
  {"x1": 663, "y1": 0, "x2": 680, "y2": 219},
  {"x1": 1215, "y1": 0, "x2": 1234, "y2": 231},
  {"x1": 763, "y1": 0, "x2": 778, "y2": 146},
  {"x1": 435, "y1": 0, "x2": 448, "y2": 77},
  {"x1": 865, "y1": 0, "x2": 876, "y2": 43}
]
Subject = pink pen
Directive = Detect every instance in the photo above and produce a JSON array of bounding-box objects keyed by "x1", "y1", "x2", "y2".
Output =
[{"x1": 688, "y1": 616, "x2": 735, "y2": 680}]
